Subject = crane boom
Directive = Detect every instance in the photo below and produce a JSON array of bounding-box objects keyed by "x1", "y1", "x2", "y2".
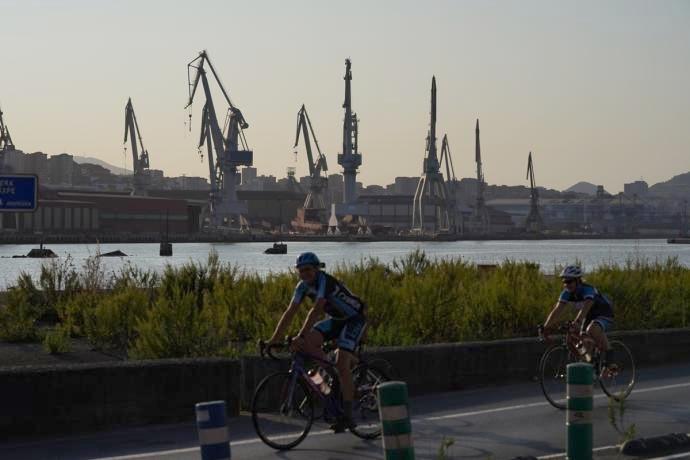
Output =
[
  {"x1": 294, "y1": 105, "x2": 328, "y2": 178},
  {"x1": 0, "y1": 105, "x2": 15, "y2": 151},
  {"x1": 123, "y1": 98, "x2": 150, "y2": 195}
]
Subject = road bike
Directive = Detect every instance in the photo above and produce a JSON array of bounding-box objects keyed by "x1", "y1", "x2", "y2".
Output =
[
  {"x1": 538, "y1": 321, "x2": 636, "y2": 410},
  {"x1": 251, "y1": 338, "x2": 391, "y2": 450}
]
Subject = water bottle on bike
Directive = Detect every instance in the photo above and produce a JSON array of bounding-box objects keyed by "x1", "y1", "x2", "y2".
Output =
[{"x1": 308, "y1": 367, "x2": 332, "y2": 395}]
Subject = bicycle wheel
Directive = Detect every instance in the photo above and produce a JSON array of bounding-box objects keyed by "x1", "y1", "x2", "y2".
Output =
[
  {"x1": 251, "y1": 371, "x2": 314, "y2": 450},
  {"x1": 539, "y1": 345, "x2": 574, "y2": 410},
  {"x1": 349, "y1": 363, "x2": 390, "y2": 439},
  {"x1": 598, "y1": 340, "x2": 636, "y2": 401}
]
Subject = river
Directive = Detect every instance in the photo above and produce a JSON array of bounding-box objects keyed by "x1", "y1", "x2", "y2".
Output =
[{"x1": 0, "y1": 239, "x2": 688, "y2": 289}]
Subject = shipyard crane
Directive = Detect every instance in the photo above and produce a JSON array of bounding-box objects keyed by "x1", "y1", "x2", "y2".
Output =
[
  {"x1": 439, "y1": 134, "x2": 459, "y2": 232},
  {"x1": 525, "y1": 151, "x2": 543, "y2": 232},
  {"x1": 337, "y1": 59, "x2": 362, "y2": 212},
  {"x1": 0, "y1": 105, "x2": 15, "y2": 152},
  {"x1": 412, "y1": 76, "x2": 450, "y2": 232},
  {"x1": 294, "y1": 104, "x2": 329, "y2": 220},
  {"x1": 185, "y1": 50, "x2": 253, "y2": 228},
  {"x1": 473, "y1": 119, "x2": 490, "y2": 233},
  {"x1": 123, "y1": 98, "x2": 151, "y2": 196}
]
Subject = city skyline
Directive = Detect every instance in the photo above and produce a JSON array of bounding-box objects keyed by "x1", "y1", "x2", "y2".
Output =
[{"x1": 1, "y1": 0, "x2": 689, "y2": 194}]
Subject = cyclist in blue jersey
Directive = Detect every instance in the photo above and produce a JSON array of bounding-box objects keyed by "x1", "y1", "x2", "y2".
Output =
[
  {"x1": 544, "y1": 265, "x2": 615, "y2": 365},
  {"x1": 267, "y1": 251, "x2": 367, "y2": 432}
]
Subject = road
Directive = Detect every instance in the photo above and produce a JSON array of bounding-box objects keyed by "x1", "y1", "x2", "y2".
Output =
[{"x1": 2, "y1": 363, "x2": 689, "y2": 460}]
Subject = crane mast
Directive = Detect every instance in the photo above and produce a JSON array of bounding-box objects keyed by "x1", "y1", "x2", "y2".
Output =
[
  {"x1": 0, "y1": 106, "x2": 15, "y2": 152},
  {"x1": 412, "y1": 76, "x2": 451, "y2": 232},
  {"x1": 337, "y1": 59, "x2": 362, "y2": 210},
  {"x1": 123, "y1": 98, "x2": 151, "y2": 196},
  {"x1": 186, "y1": 50, "x2": 253, "y2": 228},
  {"x1": 525, "y1": 151, "x2": 543, "y2": 232},
  {"x1": 294, "y1": 105, "x2": 329, "y2": 215},
  {"x1": 473, "y1": 119, "x2": 490, "y2": 233}
]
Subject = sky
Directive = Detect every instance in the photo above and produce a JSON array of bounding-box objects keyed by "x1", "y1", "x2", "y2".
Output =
[{"x1": 1, "y1": 0, "x2": 689, "y2": 193}]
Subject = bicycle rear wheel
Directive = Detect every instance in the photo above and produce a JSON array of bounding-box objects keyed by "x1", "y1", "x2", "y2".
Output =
[
  {"x1": 539, "y1": 345, "x2": 574, "y2": 410},
  {"x1": 349, "y1": 363, "x2": 390, "y2": 439},
  {"x1": 598, "y1": 340, "x2": 636, "y2": 401},
  {"x1": 251, "y1": 371, "x2": 314, "y2": 450}
]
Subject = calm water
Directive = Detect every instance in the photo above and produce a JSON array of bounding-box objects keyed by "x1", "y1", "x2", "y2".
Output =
[{"x1": 0, "y1": 239, "x2": 688, "y2": 289}]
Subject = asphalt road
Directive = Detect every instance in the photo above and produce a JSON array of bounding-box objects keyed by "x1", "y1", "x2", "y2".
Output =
[{"x1": 2, "y1": 362, "x2": 689, "y2": 460}]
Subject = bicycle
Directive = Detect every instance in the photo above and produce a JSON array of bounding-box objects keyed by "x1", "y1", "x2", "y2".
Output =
[
  {"x1": 251, "y1": 338, "x2": 391, "y2": 450},
  {"x1": 538, "y1": 321, "x2": 636, "y2": 410}
]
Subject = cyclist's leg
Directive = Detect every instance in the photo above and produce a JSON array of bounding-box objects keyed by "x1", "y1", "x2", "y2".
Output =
[
  {"x1": 306, "y1": 320, "x2": 330, "y2": 362},
  {"x1": 586, "y1": 318, "x2": 611, "y2": 358},
  {"x1": 333, "y1": 316, "x2": 367, "y2": 428}
]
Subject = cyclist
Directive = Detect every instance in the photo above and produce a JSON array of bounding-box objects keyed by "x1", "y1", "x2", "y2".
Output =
[
  {"x1": 267, "y1": 251, "x2": 367, "y2": 432},
  {"x1": 543, "y1": 265, "x2": 615, "y2": 367}
]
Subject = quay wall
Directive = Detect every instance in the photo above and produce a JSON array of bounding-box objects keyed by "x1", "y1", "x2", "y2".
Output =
[{"x1": 1, "y1": 327, "x2": 688, "y2": 438}]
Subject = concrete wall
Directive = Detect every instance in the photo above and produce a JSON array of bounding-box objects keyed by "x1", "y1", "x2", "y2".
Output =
[
  {"x1": 1, "y1": 328, "x2": 688, "y2": 439},
  {"x1": 0, "y1": 358, "x2": 241, "y2": 438}
]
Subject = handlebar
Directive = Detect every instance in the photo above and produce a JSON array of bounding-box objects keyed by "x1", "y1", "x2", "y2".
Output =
[
  {"x1": 258, "y1": 336, "x2": 293, "y2": 361},
  {"x1": 538, "y1": 321, "x2": 579, "y2": 342}
]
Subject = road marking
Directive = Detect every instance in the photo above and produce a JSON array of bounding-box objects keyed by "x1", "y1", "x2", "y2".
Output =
[
  {"x1": 538, "y1": 444, "x2": 619, "y2": 459},
  {"x1": 648, "y1": 453, "x2": 690, "y2": 459},
  {"x1": 90, "y1": 380, "x2": 690, "y2": 460}
]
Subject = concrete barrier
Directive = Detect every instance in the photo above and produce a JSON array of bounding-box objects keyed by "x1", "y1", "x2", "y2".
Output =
[
  {"x1": 0, "y1": 358, "x2": 241, "y2": 438},
  {"x1": 1, "y1": 327, "x2": 689, "y2": 439}
]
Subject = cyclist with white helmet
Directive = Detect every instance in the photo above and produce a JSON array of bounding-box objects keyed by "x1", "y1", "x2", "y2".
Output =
[
  {"x1": 267, "y1": 251, "x2": 367, "y2": 432},
  {"x1": 543, "y1": 265, "x2": 615, "y2": 364}
]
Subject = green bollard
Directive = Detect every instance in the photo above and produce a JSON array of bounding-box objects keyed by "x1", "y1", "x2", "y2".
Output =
[
  {"x1": 567, "y1": 362, "x2": 593, "y2": 460},
  {"x1": 378, "y1": 381, "x2": 415, "y2": 460}
]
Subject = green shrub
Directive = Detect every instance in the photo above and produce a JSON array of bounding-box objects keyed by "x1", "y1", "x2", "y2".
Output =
[
  {"x1": 0, "y1": 286, "x2": 43, "y2": 342},
  {"x1": 43, "y1": 324, "x2": 72, "y2": 354}
]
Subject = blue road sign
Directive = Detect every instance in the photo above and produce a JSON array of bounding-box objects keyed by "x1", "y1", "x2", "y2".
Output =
[{"x1": 0, "y1": 175, "x2": 38, "y2": 212}]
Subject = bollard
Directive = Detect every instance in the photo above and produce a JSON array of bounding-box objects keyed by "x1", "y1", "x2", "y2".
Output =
[
  {"x1": 378, "y1": 381, "x2": 415, "y2": 460},
  {"x1": 195, "y1": 401, "x2": 231, "y2": 460},
  {"x1": 567, "y1": 363, "x2": 593, "y2": 460}
]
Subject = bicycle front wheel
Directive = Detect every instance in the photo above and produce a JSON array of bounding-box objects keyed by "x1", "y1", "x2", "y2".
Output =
[
  {"x1": 599, "y1": 340, "x2": 636, "y2": 401},
  {"x1": 539, "y1": 345, "x2": 574, "y2": 410},
  {"x1": 349, "y1": 363, "x2": 390, "y2": 439},
  {"x1": 251, "y1": 371, "x2": 314, "y2": 450}
]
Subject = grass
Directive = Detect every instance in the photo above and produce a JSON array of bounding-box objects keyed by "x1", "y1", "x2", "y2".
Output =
[{"x1": 0, "y1": 250, "x2": 688, "y2": 359}]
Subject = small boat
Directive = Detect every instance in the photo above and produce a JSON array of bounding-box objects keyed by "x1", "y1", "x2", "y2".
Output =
[
  {"x1": 97, "y1": 250, "x2": 128, "y2": 257},
  {"x1": 12, "y1": 243, "x2": 58, "y2": 258},
  {"x1": 667, "y1": 238, "x2": 690, "y2": 244},
  {"x1": 264, "y1": 242, "x2": 287, "y2": 254}
]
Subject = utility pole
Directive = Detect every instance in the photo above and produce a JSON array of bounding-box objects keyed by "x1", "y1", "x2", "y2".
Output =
[
  {"x1": 412, "y1": 77, "x2": 451, "y2": 233},
  {"x1": 525, "y1": 151, "x2": 543, "y2": 232}
]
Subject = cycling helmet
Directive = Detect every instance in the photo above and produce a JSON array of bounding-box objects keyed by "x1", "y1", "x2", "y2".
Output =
[
  {"x1": 560, "y1": 265, "x2": 583, "y2": 279},
  {"x1": 295, "y1": 252, "x2": 324, "y2": 269}
]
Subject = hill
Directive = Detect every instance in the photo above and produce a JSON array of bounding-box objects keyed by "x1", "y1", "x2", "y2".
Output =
[
  {"x1": 564, "y1": 181, "x2": 599, "y2": 195},
  {"x1": 72, "y1": 156, "x2": 129, "y2": 176}
]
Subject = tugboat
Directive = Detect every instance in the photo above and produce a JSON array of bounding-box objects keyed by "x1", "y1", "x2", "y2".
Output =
[{"x1": 264, "y1": 242, "x2": 287, "y2": 254}]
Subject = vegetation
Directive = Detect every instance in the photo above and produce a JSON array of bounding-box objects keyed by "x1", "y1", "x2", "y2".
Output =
[{"x1": 0, "y1": 250, "x2": 688, "y2": 359}]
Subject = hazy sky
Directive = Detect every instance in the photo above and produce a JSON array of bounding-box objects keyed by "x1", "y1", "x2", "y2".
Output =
[{"x1": 2, "y1": 0, "x2": 689, "y2": 193}]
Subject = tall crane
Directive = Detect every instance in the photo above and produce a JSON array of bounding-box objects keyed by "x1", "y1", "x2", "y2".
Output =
[
  {"x1": 123, "y1": 98, "x2": 151, "y2": 196},
  {"x1": 186, "y1": 50, "x2": 253, "y2": 228},
  {"x1": 0, "y1": 105, "x2": 15, "y2": 152},
  {"x1": 473, "y1": 119, "x2": 490, "y2": 233},
  {"x1": 294, "y1": 104, "x2": 329, "y2": 220},
  {"x1": 337, "y1": 59, "x2": 362, "y2": 211},
  {"x1": 412, "y1": 77, "x2": 450, "y2": 232},
  {"x1": 525, "y1": 151, "x2": 543, "y2": 232},
  {"x1": 439, "y1": 134, "x2": 459, "y2": 232}
]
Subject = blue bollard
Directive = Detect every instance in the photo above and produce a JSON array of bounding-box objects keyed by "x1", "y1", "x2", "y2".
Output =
[{"x1": 195, "y1": 401, "x2": 231, "y2": 460}]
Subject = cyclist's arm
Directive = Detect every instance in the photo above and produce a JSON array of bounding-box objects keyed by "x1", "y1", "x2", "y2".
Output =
[
  {"x1": 544, "y1": 301, "x2": 568, "y2": 330},
  {"x1": 268, "y1": 300, "x2": 301, "y2": 344},
  {"x1": 297, "y1": 298, "x2": 326, "y2": 338},
  {"x1": 573, "y1": 299, "x2": 594, "y2": 325}
]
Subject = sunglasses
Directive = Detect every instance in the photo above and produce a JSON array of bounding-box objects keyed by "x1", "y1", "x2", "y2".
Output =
[{"x1": 562, "y1": 278, "x2": 576, "y2": 285}]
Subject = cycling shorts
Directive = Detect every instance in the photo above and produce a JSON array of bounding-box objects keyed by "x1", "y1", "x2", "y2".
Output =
[
  {"x1": 588, "y1": 316, "x2": 614, "y2": 333},
  {"x1": 314, "y1": 315, "x2": 366, "y2": 352}
]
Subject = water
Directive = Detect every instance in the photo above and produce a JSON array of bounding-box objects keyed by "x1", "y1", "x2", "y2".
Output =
[{"x1": 0, "y1": 239, "x2": 688, "y2": 290}]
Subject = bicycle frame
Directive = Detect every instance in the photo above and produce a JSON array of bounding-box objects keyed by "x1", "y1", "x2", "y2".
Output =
[{"x1": 286, "y1": 351, "x2": 344, "y2": 422}]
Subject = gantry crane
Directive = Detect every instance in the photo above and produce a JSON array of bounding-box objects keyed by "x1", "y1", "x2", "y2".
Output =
[
  {"x1": 294, "y1": 104, "x2": 329, "y2": 221},
  {"x1": 337, "y1": 59, "x2": 362, "y2": 212},
  {"x1": 525, "y1": 151, "x2": 543, "y2": 232},
  {"x1": 0, "y1": 105, "x2": 15, "y2": 152},
  {"x1": 439, "y1": 134, "x2": 459, "y2": 232},
  {"x1": 412, "y1": 76, "x2": 451, "y2": 232},
  {"x1": 473, "y1": 119, "x2": 490, "y2": 234},
  {"x1": 123, "y1": 98, "x2": 151, "y2": 196},
  {"x1": 186, "y1": 50, "x2": 253, "y2": 228}
]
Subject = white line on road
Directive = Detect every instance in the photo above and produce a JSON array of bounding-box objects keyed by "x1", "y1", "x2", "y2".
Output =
[{"x1": 90, "y1": 381, "x2": 690, "y2": 460}]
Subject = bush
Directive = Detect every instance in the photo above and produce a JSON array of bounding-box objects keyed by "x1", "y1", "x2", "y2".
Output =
[
  {"x1": 43, "y1": 324, "x2": 72, "y2": 354},
  {"x1": 0, "y1": 286, "x2": 44, "y2": 342}
]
